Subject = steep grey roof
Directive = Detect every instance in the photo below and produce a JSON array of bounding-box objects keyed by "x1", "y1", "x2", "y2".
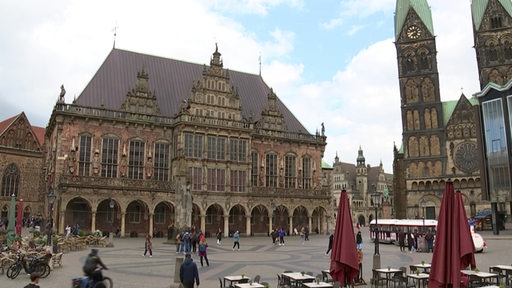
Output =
[{"x1": 75, "y1": 48, "x2": 310, "y2": 134}]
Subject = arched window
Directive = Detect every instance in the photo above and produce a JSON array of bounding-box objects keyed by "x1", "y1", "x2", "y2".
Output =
[{"x1": 1, "y1": 164, "x2": 19, "y2": 197}]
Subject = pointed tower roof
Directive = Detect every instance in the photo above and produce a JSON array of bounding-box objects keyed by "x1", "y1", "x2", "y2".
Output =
[
  {"x1": 471, "y1": 0, "x2": 512, "y2": 30},
  {"x1": 356, "y1": 146, "x2": 366, "y2": 164},
  {"x1": 395, "y1": 0, "x2": 434, "y2": 39}
]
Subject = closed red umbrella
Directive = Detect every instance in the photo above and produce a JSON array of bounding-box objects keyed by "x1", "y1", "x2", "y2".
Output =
[
  {"x1": 428, "y1": 180, "x2": 476, "y2": 287},
  {"x1": 330, "y1": 190, "x2": 359, "y2": 286}
]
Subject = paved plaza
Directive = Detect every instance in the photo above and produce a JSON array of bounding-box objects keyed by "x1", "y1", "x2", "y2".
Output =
[{"x1": 1, "y1": 228, "x2": 511, "y2": 288}]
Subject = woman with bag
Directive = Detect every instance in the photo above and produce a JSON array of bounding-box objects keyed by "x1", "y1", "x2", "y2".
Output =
[{"x1": 198, "y1": 238, "x2": 209, "y2": 267}]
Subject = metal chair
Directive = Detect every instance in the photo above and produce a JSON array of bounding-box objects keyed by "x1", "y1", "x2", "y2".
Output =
[{"x1": 253, "y1": 274, "x2": 261, "y2": 283}]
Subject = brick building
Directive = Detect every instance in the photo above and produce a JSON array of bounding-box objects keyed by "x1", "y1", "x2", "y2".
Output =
[{"x1": 44, "y1": 46, "x2": 330, "y2": 237}]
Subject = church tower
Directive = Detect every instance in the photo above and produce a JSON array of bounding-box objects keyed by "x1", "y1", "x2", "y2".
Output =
[
  {"x1": 472, "y1": 0, "x2": 512, "y2": 88},
  {"x1": 395, "y1": 0, "x2": 446, "y2": 184}
]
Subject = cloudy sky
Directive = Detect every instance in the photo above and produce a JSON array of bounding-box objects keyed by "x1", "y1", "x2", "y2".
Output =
[{"x1": 0, "y1": 0, "x2": 480, "y2": 172}]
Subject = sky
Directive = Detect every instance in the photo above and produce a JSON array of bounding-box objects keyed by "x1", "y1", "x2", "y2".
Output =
[{"x1": 0, "y1": 0, "x2": 480, "y2": 172}]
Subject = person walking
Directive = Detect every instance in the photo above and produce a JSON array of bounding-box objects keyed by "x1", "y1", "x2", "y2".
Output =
[
  {"x1": 180, "y1": 253, "x2": 200, "y2": 288},
  {"x1": 143, "y1": 234, "x2": 153, "y2": 257},
  {"x1": 304, "y1": 226, "x2": 309, "y2": 241},
  {"x1": 24, "y1": 272, "x2": 41, "y2": 288},
  {"x1": 356, "y1": 231, "x2": 363, "y2": 250},
  {"x1": 198, "y1": 238, "x2": 209, "y2": 267},
  {"x1": 216, "y1": 228, "x2": 222, "y2": 245},
  {"x1": 175, "y1": 232, "x2": 182, "y2": 254},
  {"x1": 232, "y1": 230, "x2": 240, "y2": 251},
  {"x1": 278, "y1": 227, "x2": 286, "y2": 246},
  {"x1": 325, "y1": 233, "x2": 334, "y2": 255},
  {"x1": 398, "y1": 229, "x2": 406, "y2": 252}
]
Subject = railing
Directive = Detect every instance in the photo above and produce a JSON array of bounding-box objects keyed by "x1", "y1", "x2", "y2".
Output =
[{"x1": 58, "y1": 174, "x2": 176, "y2": 192}]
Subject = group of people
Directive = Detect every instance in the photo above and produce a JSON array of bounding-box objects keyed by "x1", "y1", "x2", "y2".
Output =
[
  {"x1": 270, "y1": 227, "x2": 287, "y2": 246},
  {"x1": 397, "y1": 228, "x2": 435, "y2": 253}
]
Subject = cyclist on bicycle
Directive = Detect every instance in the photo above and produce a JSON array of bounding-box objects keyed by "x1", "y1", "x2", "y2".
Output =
[{"x1": 83, "y1": 249, "x2": 108, "y2": 283}]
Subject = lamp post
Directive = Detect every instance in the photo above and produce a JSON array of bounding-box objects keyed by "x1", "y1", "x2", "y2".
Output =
[
  {"x1": 107, "y1": 198, "x2": 115, "y2": 247},
  {"x1": 420, "y1": 199, "x2": 427, "y2": 233},
  {"x1": 47, "y1": 190, "x2": 56, "y2": 249},
  {"x1": 371, "y1": 189, "x2": 382, "y2": 270}
]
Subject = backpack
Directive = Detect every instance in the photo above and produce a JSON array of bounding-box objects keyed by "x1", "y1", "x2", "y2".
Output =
[
  {"x1": 198, "y1": 243, "x2": 206, "y2": 252},
  {"x1": 183, "y1": 232, "x2": 190, "y2": 241}
]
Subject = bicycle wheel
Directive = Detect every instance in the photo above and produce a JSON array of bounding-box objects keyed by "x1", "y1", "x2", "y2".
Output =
[
  {"x1": 93, "y1": 277, "x2": 113, "y2": 288},
  {"x1": 6, "y1": 263, "x2": 21, "y2": 279},
  {"x1": 35, "y1": 263, "x2": 51, "y2": 278}
]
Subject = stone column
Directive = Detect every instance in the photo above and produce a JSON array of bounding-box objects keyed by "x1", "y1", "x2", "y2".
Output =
[
  {"x1": 200, "y1": 214, "x2": 206, "y2": 233},
  {"x1": 289, "y1": 216, "x2": 293, "y2": 236},
  {"x1": 59, "y1": 209, "x2": 65, "y2": 234},
  {"x1": 245, "y1": 216, "x2": 251, "y2": 236},
  {"x1": 149, "y1": 213, "x2": 154, "y2": 236},
  {"x1": 308, "y1": 216, "x2": 312, "y2": 234},
  {"x1": 91, "y1": 211, "x2": 96, "y2": 232},
  {"x1": 223, "y1": 215, "x2": 229, "y2": 237},
  {"x1": 121, "y1": 212, "x2": 126, "y2": 237},
  {"x1": 268, "y1": 214, "x2": 273, "y2": 235}
]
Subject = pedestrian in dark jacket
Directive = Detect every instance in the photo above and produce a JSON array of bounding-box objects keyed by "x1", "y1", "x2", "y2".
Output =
[
  {"x1": 325, "y1": 233, "x2": 334, "y2": 255},
  {"x1": 180, "y1": 253, "x2": 199, "y2": 288}
]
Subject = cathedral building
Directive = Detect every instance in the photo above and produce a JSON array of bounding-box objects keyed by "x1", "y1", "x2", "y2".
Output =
[
  {"x1": 43, "y1": 46, "x2": 330, "y2": 237},
  {"x1": 331, "y1": 148, "x2": 393, "y2": 226},
  {"x1": 393, "y1": 0, "x2": 486, "y2": 219}
]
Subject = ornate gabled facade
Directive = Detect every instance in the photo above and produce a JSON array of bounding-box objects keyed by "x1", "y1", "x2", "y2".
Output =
[
  {"x1": 0, "y1": 112, "x2": 46, "y2": 220},
  {"x1": 331, "y1": 148, "x2": 393, "y2": 226},
  {"x1": 45, "y1": 46, "x2": 329, "y2": 238},
  {"x1": 393, "y1": 0, "x2": 485, "y2": 219}
]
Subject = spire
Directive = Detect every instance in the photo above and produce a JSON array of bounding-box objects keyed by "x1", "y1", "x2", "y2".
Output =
[
  {"x1": 210, "y1": 43, "x2": 223, "y2": 68},
  {"x1": 472, "y1": 0, "x2": 512, "y2": 30},
  {"x1": 357, "y1": 146, "x2": 365, "y2": 165}
]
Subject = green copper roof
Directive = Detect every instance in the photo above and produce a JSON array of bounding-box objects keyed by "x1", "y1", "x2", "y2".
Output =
[
  {"x1": 395, "y1": 0, "x2": 434, "y2": 39},
  {"x1": 472, "y1": 0, "x2": 512, "y2": 30},
  {"x1": 441, "y1": 96, "x2": 479, "y2": 126},
  {"x1": 322, "y1": 160, "x2": 332, "y2": 169}
]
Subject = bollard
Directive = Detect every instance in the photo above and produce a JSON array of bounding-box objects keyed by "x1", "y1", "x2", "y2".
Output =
[{"x1": 170, "y1": 256, "x2": 184, "y2": 288}]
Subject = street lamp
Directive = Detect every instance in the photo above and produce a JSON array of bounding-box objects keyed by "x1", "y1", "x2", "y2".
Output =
[
  {"x1": 371, "y1": 189, "x2": 382, "y2": 270},
  {"x1": 420, "y1": 199, "x2": 427, "y2": 233},
  {"x1": 107, "y1": 198, "x2": 115, "y2": 247},
  {"x1": 47, "y1": 190, "x2": 56, "y2": 249}
]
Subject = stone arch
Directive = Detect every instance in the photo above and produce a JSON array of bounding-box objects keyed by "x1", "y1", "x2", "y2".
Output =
[
  {"x1": 251, "y1": 204, "x2": 270, "y2": 235},
  {"x1": 205, "y1": 203, "x2": 224, "y2": 235},
  {"x1": 125, "y1": 199, "x2": 149, "y2": 235},
  {"x1": 153, "y1": 201, "x2": 174, "y2": 236},
  {"x1": 273, "y1": 205, "x2": 289, "y2": 231},
  {"x1": 229, "y1": 204, "x2": 247, "y2": 236},
  {"x1": 357, "y1": 214, "x2": 366, "y2": 227},
  {"x1": 64, "y1": 197, "x2": 92, "y2": 232},
  {"x1": 311, "y1": 206, "x2": 328, "y2": 234},
  {"x1": 292, "y1": 205, "x2": 308, "y2": 232}
]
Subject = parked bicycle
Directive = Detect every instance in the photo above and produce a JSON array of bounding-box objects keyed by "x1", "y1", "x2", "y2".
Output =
[
  {"x1": 6, "y1": 250, "x2": 51, "y2": 279},
  {"x1": 72, "y1": 268, "x2": 113, "y2": 288}
]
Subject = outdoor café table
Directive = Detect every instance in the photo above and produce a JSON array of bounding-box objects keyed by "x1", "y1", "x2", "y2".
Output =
[
  {"x1": 234, "y1": 283, "x2": 265, "y2": 288},
  {"x1": 373, "y1": 268, "x2": 402, "y2": 287},
  {"x1": 224, "y1": 275, "x2": 251, "y2": 288},
  {"x1": 410, "y1": 263, "x2": 431, "y2": 273},
  {"x1": 282, "y1": 272, "x2": 316, "y2": 287},
  {"x1": 489, "y1": 265, "x2": 512, "y2": 284},
  {"x1": 407, "y1": 273, "x2": 429, "y2": 288},
  {"x1": 302, "y1": 281, "x2": 333, "y2": 288},
  {"x1": 461, "y1": 270, "x2": 500, "y2": 286}
]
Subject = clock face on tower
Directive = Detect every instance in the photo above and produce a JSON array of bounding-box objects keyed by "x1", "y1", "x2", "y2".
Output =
[{"x1": 406, "y1": 25, "x2": 421, "y2": 39}]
